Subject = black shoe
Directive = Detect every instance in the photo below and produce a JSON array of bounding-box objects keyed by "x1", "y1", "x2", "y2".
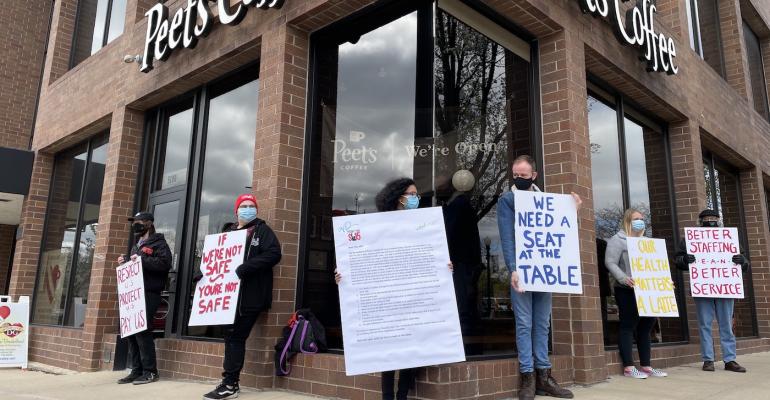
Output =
[
  {"x1": 117, "y1": 372, "x2": 142, "y2": 384},
  {"x1": 203, "y1": 382, "x2": 240, "y2": 400},
  {"x1": 725, "y1": 361, "x2": 747, "y2": 373},
  {"x1": 702, "y1": 361, "x2": 715, "y2": 372},
  {"x1": 132, "y1": 372, "x2": 159, "y2": 385}
]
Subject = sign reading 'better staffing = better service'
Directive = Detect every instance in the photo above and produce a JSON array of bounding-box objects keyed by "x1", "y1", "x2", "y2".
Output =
[{"x1": 141, "y1": 0, "x2": 286, "y2": 73}]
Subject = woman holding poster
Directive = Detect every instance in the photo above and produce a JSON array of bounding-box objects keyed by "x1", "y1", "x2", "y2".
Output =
[
  {"x1": 604, "y1": 209, "x2": 668, "y2": 379},
  {"x1": 202, "y1": 194, "x2": 282, "y2": 400},
  {"x1": 674, "y1": 209, "x2": 748, "y2": 373},
  {"x1": 116, "y1": 212, "x2": 172, "y2": 385},
  {"x1": 334, "y1": 178, "x2": 453, "y2": 400}
]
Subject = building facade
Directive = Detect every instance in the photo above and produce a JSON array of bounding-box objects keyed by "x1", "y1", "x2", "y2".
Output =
[{"x1": 4, "y1": 0, "x2": 770, "y2": 398}]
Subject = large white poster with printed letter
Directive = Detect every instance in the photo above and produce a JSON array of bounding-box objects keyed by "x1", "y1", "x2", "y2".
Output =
[
  {"x1": 513, "y1": 191, "x2": 582, "y2": 294},
  {"x1": 333, "y1": 207, "x2": 465, "y2": 376}
]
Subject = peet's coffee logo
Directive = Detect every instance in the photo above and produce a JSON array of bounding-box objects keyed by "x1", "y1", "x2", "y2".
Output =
[
  {"x1": 578, "y1": 0, "x2": 679, "y2": 75},
  {"x1": 141, "y1": 0, "x2": 285, "y2": 73}
]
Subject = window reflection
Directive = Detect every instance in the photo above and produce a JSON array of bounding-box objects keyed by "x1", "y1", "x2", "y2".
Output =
[
  {"x1": 158, "y1": 105, "x2": 194, "y2": 190},
  {"x1": 186, "y1": 78, "x2": 259, "y2": 337},
  {"x1": 588, "y1": 97, "x2": 623, "y2": 240},
  {"x1": 33, "y1": 136, "x2": 108, "y2": 327},
  {"x1": 304, "y1": 4, "x2": 533, "y2": 355}
]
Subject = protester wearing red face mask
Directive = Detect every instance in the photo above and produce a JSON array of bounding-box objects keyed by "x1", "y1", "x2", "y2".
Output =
[{"x1": 202, "y1": 194, "x2": 282, "y2": 400}]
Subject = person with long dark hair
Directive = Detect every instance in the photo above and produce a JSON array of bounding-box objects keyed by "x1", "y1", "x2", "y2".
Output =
[
  {"x1": 335, "y1": 177, "x2": 452, "y2": 400},
  {"x1": 116, "y1": 212, "x2": 172, "y2": 385}
]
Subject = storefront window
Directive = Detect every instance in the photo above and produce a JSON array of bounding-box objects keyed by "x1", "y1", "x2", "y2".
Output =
[
  {"x1": 32, "y1": 135, "x2": 108, "y2": 327},
  {"x1": 138, "y1": 65, "x2": 260, "y2": 338},
  {"x1": 301, "y1": 0, "x2": 535, "y2": 356},
  {"x1": 71, "y1": 0, "x2": 127, "y2": 68},
  {"x1": 743, "y1": 21, "x2": 770, "y2": 121},
  {"x1": 703, "y1": 154, "x2": 758, "y2": 337},
  {"x1": 588, "y1": 91, "x2": 686, "y2": 346}
]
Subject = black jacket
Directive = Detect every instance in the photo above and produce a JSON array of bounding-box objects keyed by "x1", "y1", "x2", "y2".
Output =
[
  {"x1": 225, "y1": 218, "x2": 282, "y2": 316},
  {"x1": 129, "y1": 233, "x2": 173, "y2": 294},
  {"x1": 674, "y1": 238, "x2": 750, "y2": 272}
]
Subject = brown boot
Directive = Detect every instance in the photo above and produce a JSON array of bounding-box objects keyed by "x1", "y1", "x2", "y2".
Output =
[
  {"x1": 535, "y1": 368, "x2": 574, "y2": 399},
  {"x1": 518, "y1": 372, "x2": 535, "y2": 400}
]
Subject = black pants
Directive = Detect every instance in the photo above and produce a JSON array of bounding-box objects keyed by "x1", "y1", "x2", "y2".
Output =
[
  {"x1": 614, "y1": 286, "x2": 655, "y2": 367},
  {"x1": 381, "y1": 369, "x2": 416, "y2": 400},
  {"x1": 222, "y1": 312, "x2": 261, "y2": 384},
  {"x1": 128, "y1": 292, "x2": 162, "y2": 375}
]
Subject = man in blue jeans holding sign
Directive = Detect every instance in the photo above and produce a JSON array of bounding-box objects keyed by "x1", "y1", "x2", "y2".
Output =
[{"x1": 497, "y1": 155, "x2": 581, "y2": 400}]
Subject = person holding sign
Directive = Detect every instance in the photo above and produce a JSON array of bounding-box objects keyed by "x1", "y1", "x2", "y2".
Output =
[
  {"x1": 334, "y1": 178, "x2": 455, "y2": 400},
  {"x1": 116, "y1": 212, "x2": 172, "y2": 385},
  {"x1": 202, "y1": 194, "x2": 282, "y2": 400},
  {"x1": 497, "y1": 155, "x2": 580, "y2": 400},
  {"x1": 604, "y1": 209, "x2": 668, "y2": 379},
  {"x1": 674, "y1": 209, "x2": 749, "y2": 373}
]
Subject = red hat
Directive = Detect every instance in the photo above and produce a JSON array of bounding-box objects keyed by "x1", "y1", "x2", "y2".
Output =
[{"x1": 234, "y1": 194, "x2": 258, "y2": 214}]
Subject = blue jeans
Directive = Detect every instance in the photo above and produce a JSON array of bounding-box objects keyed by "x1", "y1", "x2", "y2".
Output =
[
  {"x1": 512, "y1": 290, "x2": 552, "y2": 373},
  {"x1": 695, "y1": 297, "x2": 736, "y2": 362}
]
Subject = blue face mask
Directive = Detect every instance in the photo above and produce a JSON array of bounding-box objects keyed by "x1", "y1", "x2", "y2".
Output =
[
  {"x1": 631, "y1": 219, "x2": 645, "y2": 232},
  {"x1": 238, "y1": 207, "x2": 257, "y2": 222},
  {"x1": 403, "y1": 195, "x2": 420, "y2": 210}
]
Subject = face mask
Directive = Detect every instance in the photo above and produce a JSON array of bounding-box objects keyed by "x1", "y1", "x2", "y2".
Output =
[
  {"x1": 631, "y1": 220, "x2": 645, "y2": 232},
  {"x1": 132, "y1": 222, "x2": 148, "y2": 235},
  {"x1": 402, "y1": 195, "x2": 420, "y2": 210},
  {"x1": 238, "y1": 207, "x2": 257, "y2": 222},
  {"x1": 702, "y1": 220, "x2": 719, "y2": 228},
  {"x1": 513, "y1": 177, "x2": 534, "y2": 191}
]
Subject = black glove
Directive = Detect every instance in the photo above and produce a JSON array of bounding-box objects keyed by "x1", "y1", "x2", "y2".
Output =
[
  {"x1": 686, "y1": 254, "x2": 696, "y2": 264},
  {"x1": 732, "y1": 254, "x2": 746, "y2": 265},
  {"x1": 192, "y1": 269, "x2": 203, "y2": 284}
]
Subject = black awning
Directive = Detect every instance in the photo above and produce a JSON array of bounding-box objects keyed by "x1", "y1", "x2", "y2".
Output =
[{"x1": 0, "y1": 147, "x2": 34, "y2": 195}]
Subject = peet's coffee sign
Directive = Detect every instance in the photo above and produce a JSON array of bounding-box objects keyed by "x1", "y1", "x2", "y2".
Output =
[
  {"x1": 578, "y1": 0, "x2": 679, "y2": 75},
  {"x1": 141, "y1": 0, "x2": 285, "y2": 73}
]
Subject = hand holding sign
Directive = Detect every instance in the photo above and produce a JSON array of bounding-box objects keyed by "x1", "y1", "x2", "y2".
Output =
[
  {"x1": 513, "y1": 191, "x2": 582, "y2": 294},
  {"x1": 188, "y1": 230, "x2": 247, "y2": 326}
]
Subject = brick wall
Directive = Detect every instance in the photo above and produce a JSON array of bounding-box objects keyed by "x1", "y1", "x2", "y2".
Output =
[{"x1": 0, "y1": 0, "x2": 51, "y2": 150}]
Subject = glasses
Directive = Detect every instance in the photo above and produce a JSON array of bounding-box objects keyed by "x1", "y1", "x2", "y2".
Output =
[{"x1": 402, "y1": 193, "x2": 421, "y2": 199}]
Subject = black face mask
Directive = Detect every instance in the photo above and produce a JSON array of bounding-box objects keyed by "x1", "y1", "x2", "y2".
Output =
[
  {"x1": 701, "y1": 221, "x2": 719, "y2": 228},
  {"x1": 513, "y1": 177, "x2": 534, "y2": 191},
  {"x1": 132, "y1": 222, "x2": 148, "y2": 235}
]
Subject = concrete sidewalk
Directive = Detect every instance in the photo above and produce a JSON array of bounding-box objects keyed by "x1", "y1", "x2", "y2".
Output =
[
  {"x1": 0, "y1": 367, "x2": 316, "y2": 400},
  {"x1": 1, "y1": 352, "x2": 769, "y2": 399},
  {"x1": 571, "y1": 351, "x2": 769, "y2": 399}
]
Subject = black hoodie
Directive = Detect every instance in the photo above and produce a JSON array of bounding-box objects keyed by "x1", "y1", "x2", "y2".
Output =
[
  {"x1": 224, "y1": 217, "x2": 282, "y2": 316},
  {"x1": 129, "y1": 232, "x2": 173, "y2": 294}
]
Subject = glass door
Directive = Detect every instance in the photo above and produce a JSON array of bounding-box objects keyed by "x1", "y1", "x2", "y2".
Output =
[{"x1": 149, "y1": 196, "x2": 184, "y2": 334}]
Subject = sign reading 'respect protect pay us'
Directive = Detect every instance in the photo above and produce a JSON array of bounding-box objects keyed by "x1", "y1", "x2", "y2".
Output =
[{"x1": 514, "y1": 191, "x2": 582, "y2": 294}]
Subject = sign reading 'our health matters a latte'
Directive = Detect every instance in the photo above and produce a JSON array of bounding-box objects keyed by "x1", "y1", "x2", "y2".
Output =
[
  {"x1": 578, "y1": 0, "x2": 679, "y2": 75},
  {"x1": 141, "y1": 0, "x2": 286, "y2": 73}
]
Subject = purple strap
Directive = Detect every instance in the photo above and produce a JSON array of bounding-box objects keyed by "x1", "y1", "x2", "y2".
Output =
[
  {"x1": 298, "y1": 319, "x2": 318, "y2": 354},
  {"x1": 279, "y1": 321, "x2": 299, "y2": 375}
]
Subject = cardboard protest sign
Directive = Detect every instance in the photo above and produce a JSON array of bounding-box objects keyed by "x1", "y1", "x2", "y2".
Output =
[
  {"x1": 627, "y1": 237, "x2": 679, "y2": 317},
  {"x1": 117, "y1": 258, "x2": 148, "y2": 338},
  {"x1": 0, "y1": 296, "x2": 30, "y2": 369},
  {"x1": 188, "y1": 230, "x2": 247, "y2": 326},
  {"x1": 685, "y1": 227, "x2": 744, "y2": 299},
  {"x1": 514, "y1": 191, "x2": 582, "y2": 294}
]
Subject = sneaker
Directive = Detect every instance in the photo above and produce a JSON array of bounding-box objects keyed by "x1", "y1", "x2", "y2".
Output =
[
  {"x1": 132, "y1": 371, "x2": 159, "y2": 385},
  {"x1": 640, "y1": 367, "x2": 668, "y2": 377},
  {"x1": 623, "y1": 367, "x2": 648, "y2": 379},
  {"x1": 117, "y1": 372, "x2": 142, "y2": 384},
  {"x1": 702, "y1": 361, "x2": 715, "y2": 371},
  {"x1": 203, "y1": 382, "x2": 240, "y2": 400}
]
